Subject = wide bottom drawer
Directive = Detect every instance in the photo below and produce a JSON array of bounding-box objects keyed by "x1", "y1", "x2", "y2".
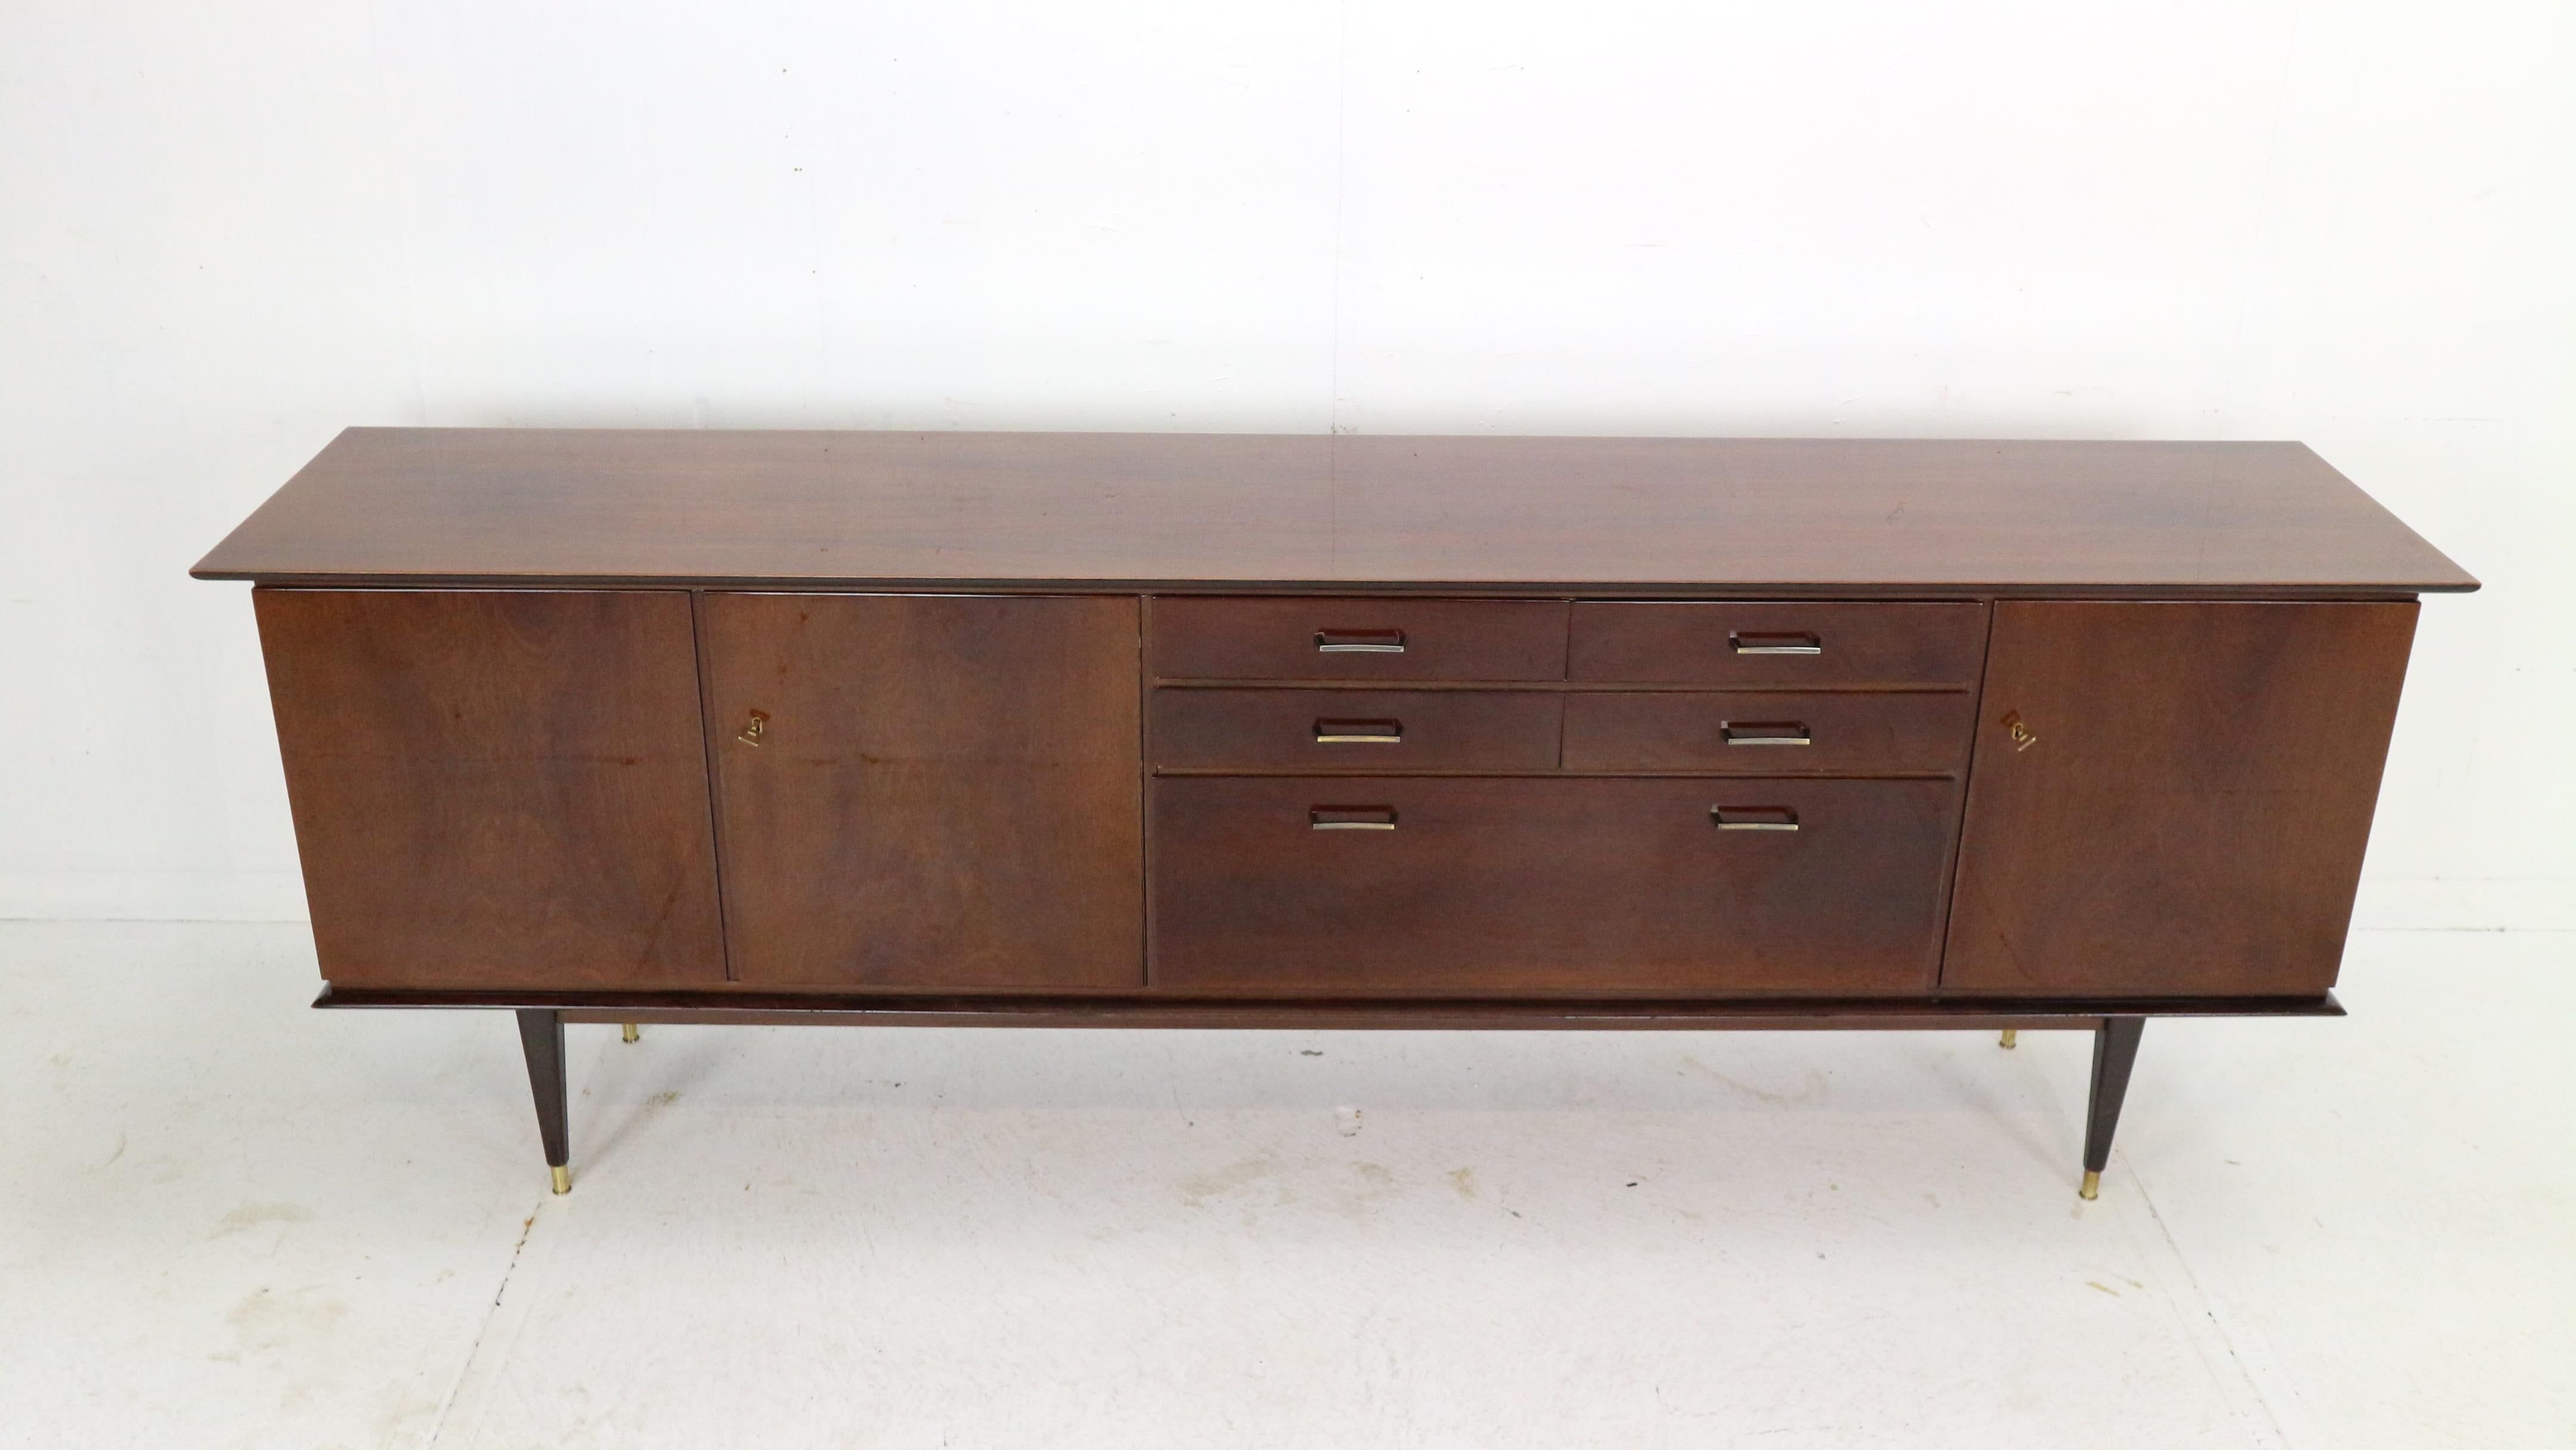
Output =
[{"x1": 1151, "y1": 777, "x2": 1959, "y2": 994}]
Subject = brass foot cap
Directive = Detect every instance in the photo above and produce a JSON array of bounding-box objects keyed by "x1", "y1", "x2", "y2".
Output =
[
  {"x1": 621, "y1": 1023, "x2": 640, "y2": 1043},
  {"x1": 1999, "y1": 1029, "x2": 2017, "y2": 1049},
  {"x1": 550, "y1": 1164, "x2": 571, "y2": 1195},
  {"x1": 2079, "y1": 1170, "x2": 2101, "y2": 1201}
]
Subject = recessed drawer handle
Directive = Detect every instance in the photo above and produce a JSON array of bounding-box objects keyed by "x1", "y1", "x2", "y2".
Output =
[
  {"x1": 1730, "y1": 631, "x2": 1822, "y2": 656},
  {"x1": 1315, "y1": 629, "x2": 1407, "y2": 653},
  {"x1": 1311, "y1": 805, "x2": 1398, "y2": 831},
  {"x1": 1314, "y1": 718, "x2": 1404, "y2": 744},
  {"x1": 1712, "y1": 805, "x2": 1800, "y2": 832},
  {"x1": 1722, "y1": 721, "x2": 1811, "y2": 746}
]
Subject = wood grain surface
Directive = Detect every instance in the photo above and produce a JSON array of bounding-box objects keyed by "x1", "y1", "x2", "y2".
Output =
[
  {"x1": 1152, "y1": 689, "x2": 1566, "y2": 773},
  {"x1": 1569, "y1": 602, "x2": 1990, "y2": 684},
  {"x1": 1152, "y1": 777, "x2": 1960, "y2": 994},
  {"x1": 1561, "y1": 691, "x2": 1976, "y2": 774},
  {"x1": 1942, "y1": 601, "x2": 2419, "y2": 996},
  {"x1": 194, "y1": 429, "x2": 2476, "y2": 595},
  {"x1": 253, "y1": 588, "x2": 727, "y2": 989},
  {"x1": 1150, "y1": 597, "x2": 1570, "y2": 679},
  {"x1": 699, "y1": 592, "x2": 1145, "y2": 988}
]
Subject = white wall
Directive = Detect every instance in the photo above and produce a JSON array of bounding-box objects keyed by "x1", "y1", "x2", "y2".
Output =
[{"x1": 3, "y1": 0, "x2": 2569, "y2": 928}]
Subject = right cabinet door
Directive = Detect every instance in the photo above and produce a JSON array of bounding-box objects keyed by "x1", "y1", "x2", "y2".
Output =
[{"x1": 1943, "y1": 601, "x2": 2418, "y2": 996}]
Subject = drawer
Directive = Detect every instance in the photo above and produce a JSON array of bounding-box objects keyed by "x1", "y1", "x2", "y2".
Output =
[
  {"x1": 1562, "y1": 692, "x2": 1974, "y2": 774},
  {"x1": 1151, "y1": 597, "x2": 1568, "y2": 681},
  {"x1": 1154, "y1": 689, "x2": 1563, "y2": 772},
  {"x1": 1569, "y1": 602, "x2": 1987, "y2": 686},
  {"x1": 1152, "y1": 777, "x2": 1956, "y2": 994}
]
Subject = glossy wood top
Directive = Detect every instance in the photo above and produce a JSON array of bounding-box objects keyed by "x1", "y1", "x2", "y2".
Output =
[{"x1": 193, "y1": 428, "x2": 2476, "y2": 596}]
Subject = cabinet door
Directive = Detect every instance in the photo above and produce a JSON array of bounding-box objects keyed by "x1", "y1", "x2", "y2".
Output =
[
  {"x1": 1943, "y1": 601, "x2": 2417, "y2": 996},
  {"x1": 702, "y1": 594, "x2": 1144, "y2": 987},
  {"x1": 255, "y1": 588, "x2": 726, "y2": 989}
]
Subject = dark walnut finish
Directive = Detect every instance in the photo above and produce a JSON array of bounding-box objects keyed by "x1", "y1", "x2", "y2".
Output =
[
  {"x1": 1152, "y1": 777, "x2": 1961, "y2": 996},
  {"x1": 1150, "y1": 597, "x2": 1569, "y2": 680},
  {"x1": 253, "y1": 588, "x2": 725, "y2": 989},
  {"x1": 1569, "y1": 602, "x2": 1991, "y2": 686},
  {"x1": 193, "y1": 430, "x2": 2475, "y2": 596},
  {"x1": 1943, "y1": 601, "x2": 2420, "y2": 997},
  {"x1": 698, "y1": 593, "x2": 1144, "y2": 989},
  {"x1": 1152, "y1": 689, "x2": 1566, "y2": 773},
  {"x1": 1561, "y1": 691, "x2": 1976, "y2": 774},
  {"x1": 199, "y1": 428, "x2": 2473, "y2": 1201}
]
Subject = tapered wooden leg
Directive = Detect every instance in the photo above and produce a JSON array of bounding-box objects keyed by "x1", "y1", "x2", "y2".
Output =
[
  {"x1": 2079, "y1": 1016, "x2": 2146, "y2": 1200},
  {"x1": 515, "y1": 1009, "x2": 571, "y2": 1194}
]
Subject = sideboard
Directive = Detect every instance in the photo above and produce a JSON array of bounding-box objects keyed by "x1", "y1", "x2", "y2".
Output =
[{"x1": 193, "y1": 430, "x2": 2475, "y2": 1200}]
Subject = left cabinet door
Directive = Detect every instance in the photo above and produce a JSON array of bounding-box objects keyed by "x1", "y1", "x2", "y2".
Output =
[
  {"x1": 701, "y1": 593, "x2": 1144, "y2": 989},
  {"x1": 255, "y1": 588, "x2": 727, "y2": 989}
]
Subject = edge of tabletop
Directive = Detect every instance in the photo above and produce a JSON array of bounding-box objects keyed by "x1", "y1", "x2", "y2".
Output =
[
  {"x1": 185, "y1": 428, "x2": 2484, "y2": 596},
  {"x1": 183, "y1": 569, "x2": 2479, "y2": 598}
]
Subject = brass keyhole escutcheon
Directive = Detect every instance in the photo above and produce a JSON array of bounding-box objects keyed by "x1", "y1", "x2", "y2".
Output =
[
  {"x1": 1999, "y1": 709, "x2": 2038, "y2": 752},
  {"x1": 736, "y1": 709, "x2": 769, "y2": 747}
]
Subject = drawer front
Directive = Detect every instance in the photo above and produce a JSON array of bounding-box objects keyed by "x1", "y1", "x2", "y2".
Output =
[
  {"x1": 1154, "y1": 689, "x2": 1563, "y2": 772},
  {"x1": 1153, "y1": 777, "x2": 1956, "y2": 994},
  {"x1": 1151, "y1": 597, "x2": 1569, "y2": 680},
  {"x1": 1569, "y1": 602, "x2": 1988, "y2": 685},
  {"x1": 1562, "y1": 692, "x2": 1975, "y2": 774}
]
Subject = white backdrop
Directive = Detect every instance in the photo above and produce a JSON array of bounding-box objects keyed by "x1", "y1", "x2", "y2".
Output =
[{"x1": 2, "y1": 1, "x2": 2568, "y2": 928}]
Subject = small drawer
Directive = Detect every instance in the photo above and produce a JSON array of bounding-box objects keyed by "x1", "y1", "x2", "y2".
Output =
[
  {"x1": 1569, "y1": 602, "x2": 1987, "y2": 686},
  {"x1": 1151, "y1": 597, "x2": 1568, "y2": 681},
  {"x1": 1562, "y1": 692, "x2": 1974, "y2": 774},
  {"x1": 1154, "y1": 689, "x2": 1562, "y2": 772},
  {"x1": 1151, "y1": 777, "x2": 1957, "y2": 994}
]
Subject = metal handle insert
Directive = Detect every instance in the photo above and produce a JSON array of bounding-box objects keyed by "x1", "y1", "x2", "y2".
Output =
[
  {"x1": 1314, "y1": 718, "x2": 1404, "y2": 745},
  {"x1": 1721, "y1": 721, "x2": 1811, "y2": 746},
  {"x1": 1730, "y1": 631, "x2": 1822, "y2": 656},
  {"x1": 1311, "y1": 805, "x2": 1398, "y2": 831},
  {"x1": 1315, "y1": 629, "x2": 1407, "y2": 653},
  {"x1": 1712, "y1": 805, "x2": 1800, "y2": 832}
]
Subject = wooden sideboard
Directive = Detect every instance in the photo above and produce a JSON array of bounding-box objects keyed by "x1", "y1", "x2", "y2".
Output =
[{"x1": 194, "y1": 429, "x2": 2475, "y2": 1200}]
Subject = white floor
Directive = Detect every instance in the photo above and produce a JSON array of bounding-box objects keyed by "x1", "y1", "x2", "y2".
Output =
[{"x1": 1, "y1": 922, "x2": 2568, "y2": 1449}]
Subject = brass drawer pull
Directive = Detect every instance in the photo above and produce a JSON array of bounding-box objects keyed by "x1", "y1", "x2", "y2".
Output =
[
  {"x1": 1722, "y1": 721, "x2": 1811, "y2": 746},
  {"x1": 1712, "y1": 805, "x2": 1800, "y2": 831},
  {"x1": 1311, "y1": 805, "x2": 1398, "y2": 831},
  {"x1": 734, "y1": 709, "x2": 770, "y2": 746},
  {"x1": 1730, "y1": 630, "x2": 1822, "y2": 656},
  {"x1": 1314, "y1": 718, "x2": 1404, "y2": 744},
  {"x1": 1315, "y1": 629, "x2": 1407, "y2": 653}
]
